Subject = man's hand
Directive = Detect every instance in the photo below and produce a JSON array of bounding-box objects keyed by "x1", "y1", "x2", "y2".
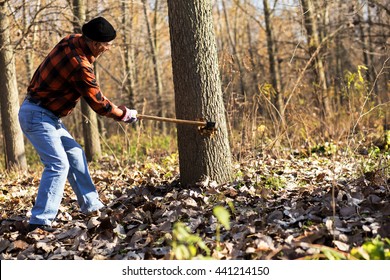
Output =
[{"x1": 119, "y1": 105, "x2": 137, "y2": 123}]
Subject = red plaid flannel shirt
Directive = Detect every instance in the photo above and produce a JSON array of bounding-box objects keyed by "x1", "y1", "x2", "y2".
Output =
[{"x1": 27, "y1": 34, "x2": 115, "y2": 118}]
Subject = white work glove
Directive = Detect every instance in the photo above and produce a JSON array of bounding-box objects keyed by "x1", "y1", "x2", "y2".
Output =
[{"x1": 119, "y1": 106, "x2": 137, "y2": 123}]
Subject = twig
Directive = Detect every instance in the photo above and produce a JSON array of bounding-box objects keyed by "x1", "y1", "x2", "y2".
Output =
[
  {"x1": 283, "y1": 25, "x2": 346, "y2": 114},
  {"x1": 348, "y1": 56, "x2": 390, "y2": 149}
]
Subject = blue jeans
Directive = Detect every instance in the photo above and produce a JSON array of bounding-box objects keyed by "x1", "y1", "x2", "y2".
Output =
[{"x1": 18, "y1": 99, "x2": 104, "y2": 225}]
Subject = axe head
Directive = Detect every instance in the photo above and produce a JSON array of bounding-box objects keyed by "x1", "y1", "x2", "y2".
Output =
[{"x1": 199, "y1": 121, "x2": 217, "y2": 136}]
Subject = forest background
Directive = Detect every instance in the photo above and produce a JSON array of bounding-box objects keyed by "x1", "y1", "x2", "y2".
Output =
[{"x1": 0, "y1": 0, "x2": 389, "y2": 260}]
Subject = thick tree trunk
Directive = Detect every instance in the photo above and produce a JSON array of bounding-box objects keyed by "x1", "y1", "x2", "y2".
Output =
[
  {"x1": 167, "y1": 0, "x2": 233, "y2": 186},
  {"x1": 0, "y1": 2, "x2": 27, "y2": 170}
]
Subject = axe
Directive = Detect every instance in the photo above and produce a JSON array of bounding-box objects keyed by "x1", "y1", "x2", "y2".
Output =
[{"x1": 137, "y1": 114, "x2": 216, "y2": 135}]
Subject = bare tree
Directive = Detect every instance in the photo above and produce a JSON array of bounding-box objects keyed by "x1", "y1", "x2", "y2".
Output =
[
  {"x1": 121, "y1": 0, "x2": 135, "y2": 108},
  {"x1": 72, "y1": 0, "x2": 102, "y2": 161},
  {"x1": 142, "y1": 0, "x2": 164, "y2": 130},
  {"x1": 300, "y1": 0, "x2": 331, "y2": 120},
  {"x1": 22, "y1": 0, "x2": 41, "y2": 81},
  {"x1": 0, "y1": 1, "x2": 27, "y2": 170},
  {"x1": 167, "y1": 0, "x2": 233, "y2": 186},
  {"x1": 222, "y1": 1, "x2": 247, "y2": 97},
  {"x1": 263, "y1": 0, "x2": 284, "y2": 118}
]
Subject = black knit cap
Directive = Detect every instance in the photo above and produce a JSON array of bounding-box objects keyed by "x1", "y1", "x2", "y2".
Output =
[{"x1": 82, "y1": 16, "x2": 116, "y2": 42}]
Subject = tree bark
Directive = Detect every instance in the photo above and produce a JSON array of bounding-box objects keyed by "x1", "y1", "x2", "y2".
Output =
[
  {"x1": 167, "y1": 0, "x2": 233, "y2": 186},
  {"x1": 72, "y1": 0, "x2": 101, "y2": 161},
  {"x1": 366, "y1": 4, "x2": 379, "y2": 98},
  {"x1": 23, "y1": 0, "x2": 40, "y2": 81},
  {"x1": 263, "y1": 0, "x2": 284, "y2": 118},
  {"x1": 142, "y1": 0, "x2": 164, "y2": 131},
  {"x1": 0, "y1": 2, "x2": 27, "y2": 170},
  {"x1": 222, "y1": 0, "x2": 246, "y2": 97},
  {"x1": 121, "y1": 0, "x2": 135, "y2": 108},
  {"x1": 300, "y1": 0, "x2": 331, "y2": 120}
]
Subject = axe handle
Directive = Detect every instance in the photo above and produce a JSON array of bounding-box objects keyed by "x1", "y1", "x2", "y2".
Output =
[{"x1": 137, "y1": 114, "x2": 206, "y2": 126}]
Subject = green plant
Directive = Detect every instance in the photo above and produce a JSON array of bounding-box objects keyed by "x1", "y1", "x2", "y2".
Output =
[
  {"x1": 350, "y1": 237, "x2": 390, "y2": 260},
  {"x1": 306, "y1": 237, "x2": 390, "y2": 260},
  {"x1": 212, "y1": 205, "x2": 231, "y2": 252},
  {"x1": 321, "y1": 247, "x2": 350, "y2": 260},
  {"x1": 345, "y1": 65, "x2": 368, "y2": 91},
  {"x1": 162, "y1": 153, "x2": 178, "y2": 168},
  {"x1": 98, "y1": 129, "x2": 177, "y2": 165},
  {"x1": 170, "y1": 222, "x2": 211, "y2": 260},
  {"x1": 385, "y1": 130, "x2": 390, "y2": 151},
  {"x1": 24, "y1": 142, "x2": 42, "y2": 169},
  {"x1": 357, "y1": 147, "x2": 389, "y2": 175},
  {"x1": 234, "y1": 170, "x2": 244, "y2": 180},
  {"x1": 311, "y1": 142, "x2": 338, "y2": 156},
  {"x1": 299, "y1": 244, "x2": 352, "y2": 260},
  {"x1": 170, "y1": 206, "x2": 233, "y2": 260},
  {"x1": 213, "y1": 206, "x2": 231, "y2": 230},
  {"x1": 368, "y1": 145, "x2": 381, "y2": 158},
  {"x1": 301, "y1": 220, "x2": 314, "y2": 230},
  {"x1": 264, "y1": 176, "x2": 285, "y2": 190}
]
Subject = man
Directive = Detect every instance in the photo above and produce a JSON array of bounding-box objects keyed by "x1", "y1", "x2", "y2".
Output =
[{"x1": 18, "y1": 17, "x2": 136, "y2": 232}]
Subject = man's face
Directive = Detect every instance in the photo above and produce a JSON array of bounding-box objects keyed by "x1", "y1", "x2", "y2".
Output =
[{"x1": 91, "y1": 41, "x2": 113, "y2": 59}]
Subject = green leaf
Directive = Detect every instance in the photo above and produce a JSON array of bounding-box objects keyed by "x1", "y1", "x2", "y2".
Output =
[
  {"x1": 175, "y1": 244, "x2": 191, "y2": 260},
  {"x1": 321, "y1": 247, "x2": 347, "y2": 260},
  {"x1": 213, "y1": 206, "x2": 231, "y2": 230},
  {"x1": 350, "y1": 237, "x2": 390, "y2": 260}
]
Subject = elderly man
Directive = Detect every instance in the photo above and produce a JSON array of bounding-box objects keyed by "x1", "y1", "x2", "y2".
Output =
[{"x1": 18, "y1": 17, "x2": 136, "y2": 232}]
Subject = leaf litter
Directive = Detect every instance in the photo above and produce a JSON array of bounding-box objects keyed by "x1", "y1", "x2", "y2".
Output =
[{"x1": 0, "y1": 152, "x2": 389, "y2": 260}]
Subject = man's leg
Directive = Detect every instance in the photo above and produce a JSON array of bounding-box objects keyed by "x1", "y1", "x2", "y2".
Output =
[
  {"x1": 19, "y1": 106, "x2": 69, "y2": 226},
  {"x1": 59, "y1": 124, "x2": 104, "y2": 214}
]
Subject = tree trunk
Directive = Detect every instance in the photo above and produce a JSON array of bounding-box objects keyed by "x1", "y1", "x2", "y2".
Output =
[
  {"x1": 357, "y1": 11, "x2": 371, "y2": 87},
  {"x1": 142, "y1": 0, "x2": 164, "y2": 131},
  {"x1": 263, "y1": 0, "x2": 284, "y2": 119},
  {"x1": 366, "y1": 4, "x2": 379, "y2": 98},
  {"x1": 167, "y1": 0, "x2": 233, "y2": 186},
  {"x1": 222, "y1": 1, "x2": 248, "y2": 154},
  {"x1": 222, "y1": 0, "x2": 246, "y2": 97},
  {"x1": 121, "y1": 0, "x2": 135, "y2": 108},
  {"x1": 0, "y1": 2, "x2": 27, "y2": 170},
  {"x1": 72, "y1": 0, "x2": 101, "y2": 161},
  {"x1": 333, "y1": 1, "x2": 341, "y2": 108},
  {"x1": 300, "y1": 0, "x2": 331, "y2": 120},
  {"x1": 23, "y1": 0, "x2": 40, "y2": 81}
]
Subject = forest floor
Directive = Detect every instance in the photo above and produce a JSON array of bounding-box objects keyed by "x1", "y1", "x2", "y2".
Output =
[{"x1": 0, "y1": 147, "x2": 389, "y2": 260}]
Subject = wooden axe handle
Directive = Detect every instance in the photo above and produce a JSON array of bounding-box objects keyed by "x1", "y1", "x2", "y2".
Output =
[{"x1": 137, "y1": 114, "x2": 207, "y2": 126}]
